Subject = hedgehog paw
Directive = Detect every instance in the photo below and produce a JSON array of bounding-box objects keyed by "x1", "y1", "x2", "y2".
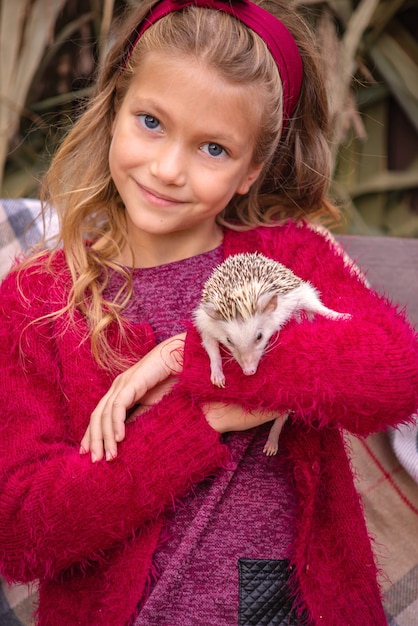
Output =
[
  {"x1": 263, "y1": 440, "x2": 278, "y2": 456},
  {"x1": 211, "y1": 372, "x2": 226, "y2": 387}
]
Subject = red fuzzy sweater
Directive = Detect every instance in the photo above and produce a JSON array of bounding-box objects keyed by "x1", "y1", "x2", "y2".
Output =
[{"x1": 0, "y1": 221, "x2": 417, "y2": 625}]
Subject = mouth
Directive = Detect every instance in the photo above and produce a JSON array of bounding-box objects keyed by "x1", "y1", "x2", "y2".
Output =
[{"x1": 138, "y1": 182, "x2": 185, "y2": 208}]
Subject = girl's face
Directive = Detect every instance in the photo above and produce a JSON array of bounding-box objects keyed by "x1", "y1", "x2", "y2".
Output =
[{"x1": 109, "y1": 51, "x2": 263, "y2": 265}]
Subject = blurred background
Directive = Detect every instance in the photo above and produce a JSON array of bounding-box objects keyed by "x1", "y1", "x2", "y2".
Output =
[{"x1": 1, "y1": 0, "x2": 417, "y2": 236}]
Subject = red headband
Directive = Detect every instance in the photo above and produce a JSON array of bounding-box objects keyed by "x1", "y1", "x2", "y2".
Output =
[{"x1": 125, "y1": 0, "x2": 303, "y2": 125}]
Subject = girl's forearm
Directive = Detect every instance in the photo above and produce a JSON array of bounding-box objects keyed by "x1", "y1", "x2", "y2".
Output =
[
  {"x1": 182, "y1": 299, "x2": 418, "y2": 436},
  {"x1": 0, "y1": 390, "x2": 228, "y2": 582}
]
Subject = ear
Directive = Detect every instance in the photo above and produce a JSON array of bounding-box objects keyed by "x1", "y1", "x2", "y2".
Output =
[
  {"x1": 256, "y1": 293, "x2": 278, "y2": 314},
  {"x1": 201, "y1": 302, "x2": 223, "y2": 320},
  {"x1": 235, "y1": 162, "x2": 264, "y2": 195}
]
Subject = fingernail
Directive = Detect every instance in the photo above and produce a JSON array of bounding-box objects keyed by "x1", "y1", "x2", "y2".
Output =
[
  {"x1": 79, "y1": 446, "x2": 86, "y2": 455},
  {"x1": 106, "y1": 451, "x2": 116, "y2": 462},
  {"x1": 91, "y1": 453, "x2": 97, "y2": 463}
]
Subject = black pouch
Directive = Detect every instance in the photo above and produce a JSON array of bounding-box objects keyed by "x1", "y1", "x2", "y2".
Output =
[{"x1": 238, "y1": 558, "x2": 299, "y2": 625}]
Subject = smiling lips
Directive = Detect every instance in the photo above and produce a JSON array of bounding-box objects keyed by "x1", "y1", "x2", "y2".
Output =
[{"x1": 138, "y1": 182, "x2": 185, "y2": 208}]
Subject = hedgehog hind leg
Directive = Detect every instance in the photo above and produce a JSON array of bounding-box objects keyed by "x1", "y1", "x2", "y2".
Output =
[
  {"x1": 318, "y1": 306, "x2": 352, "y2": 321},
  {"x1": 296, "y1": 283, "x2": 351, "y2": 321}
]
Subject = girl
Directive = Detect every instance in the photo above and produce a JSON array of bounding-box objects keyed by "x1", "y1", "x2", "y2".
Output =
[{"x1": 0, "y1": 1, "x2": 417, "y2": 624}]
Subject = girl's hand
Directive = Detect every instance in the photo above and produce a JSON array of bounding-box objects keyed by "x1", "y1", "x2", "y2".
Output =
[
  {"x1": 203, "y1": 402, "x2": 287, "y2": 434},
  {"x1": 80, "y1": 334, "x2": 185, "y2": 462}
]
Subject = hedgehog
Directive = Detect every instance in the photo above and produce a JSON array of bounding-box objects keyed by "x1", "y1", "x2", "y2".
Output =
[{"x1": 193, "y1": 252, "x2": 351, "y2": 454}]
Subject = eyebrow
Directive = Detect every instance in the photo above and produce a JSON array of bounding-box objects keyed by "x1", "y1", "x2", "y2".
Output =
[{"x1": 133, "y1": 98, "x2": 168, "y2": 119}]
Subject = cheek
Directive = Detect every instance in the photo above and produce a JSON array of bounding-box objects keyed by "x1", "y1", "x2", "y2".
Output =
[
  {"x1": 108, "y1": 135, "x2": 120, "y2": 173},
  {"x1": 198, "y1": 171, "x2": 248, "y2": 205},
  {"x1": 108, "y1": 135, "x2": 131, "y2": 180}
]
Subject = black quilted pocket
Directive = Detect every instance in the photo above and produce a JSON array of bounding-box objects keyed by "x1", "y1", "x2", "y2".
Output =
[{"x1": 238, "y1": 558, "x2": 299, "y2": 625}]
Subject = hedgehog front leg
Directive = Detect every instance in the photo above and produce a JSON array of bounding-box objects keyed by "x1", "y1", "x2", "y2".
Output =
[{"x1": 201, "y1": 333, "x2": 226, "y2": 387}]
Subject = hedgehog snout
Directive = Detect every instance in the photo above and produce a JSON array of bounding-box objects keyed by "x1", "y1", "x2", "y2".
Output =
[{"x1": 237, "y1": 355, "x2": 260, "y2": 376}]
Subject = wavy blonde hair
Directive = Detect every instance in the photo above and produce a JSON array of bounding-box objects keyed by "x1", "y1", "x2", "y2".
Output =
[{"x1": 27, "y1": 0, "x2": 340, "y2": 369}]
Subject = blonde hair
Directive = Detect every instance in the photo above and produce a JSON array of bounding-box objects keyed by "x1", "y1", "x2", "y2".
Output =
[{"x1": 29, "y1": 0, "x2": 340, "y2": 369}]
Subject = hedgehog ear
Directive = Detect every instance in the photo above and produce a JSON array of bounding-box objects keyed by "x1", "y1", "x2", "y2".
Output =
[
  {"x1": 201, "y1": 302, "x2": 223, "y2": 320},
  {"x1": 256, "y1": 293, "x2": 278, "y2": 314}
]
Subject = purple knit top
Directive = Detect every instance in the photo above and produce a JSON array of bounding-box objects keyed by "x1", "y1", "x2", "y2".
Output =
[
  {"x1": 105, "y1": 245, "x2": 297, "y2": 625},
  {"x1": 104, "y1": 246, "x2": 223, "y2": 342}
]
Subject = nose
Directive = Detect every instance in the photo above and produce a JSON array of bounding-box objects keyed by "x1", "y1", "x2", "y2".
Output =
[
  {"x1": 239, "y1": 356, "x2": 259, "y2": 376},
  {"x1": 150, "y1": 140, "x2": 187, "y2": 186}
]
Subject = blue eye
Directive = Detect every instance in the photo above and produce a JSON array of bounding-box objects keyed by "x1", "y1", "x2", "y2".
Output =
[
  {"x1": 202, "y1": 142, "x2": 226, "y2": 158},
  {"x1": 139, "y1": 114, "x2": 161, "y2": 130}
]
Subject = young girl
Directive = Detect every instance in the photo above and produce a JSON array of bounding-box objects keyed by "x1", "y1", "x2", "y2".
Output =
[{"x1": 0, "y1": 1, "x2": 417, "y2": 624}]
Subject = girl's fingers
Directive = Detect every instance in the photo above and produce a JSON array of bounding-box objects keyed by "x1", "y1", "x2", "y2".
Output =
[
  {"x1": 88, "y1": 387, "x2": 132, "y2": 462},
  {"x1": 79, "y1": 334, "x2": 186, "y2": 463},
  {"x1": 79, "y1": 390, "x2": 123, "y2": 462},
  {"x1": 79, "y1": 425, "x2": 91, "y2": 454}
]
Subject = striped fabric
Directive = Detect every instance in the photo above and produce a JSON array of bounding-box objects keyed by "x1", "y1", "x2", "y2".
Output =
[{"x1": 0, "y1": 198, "x2": 58, "y2": 280}]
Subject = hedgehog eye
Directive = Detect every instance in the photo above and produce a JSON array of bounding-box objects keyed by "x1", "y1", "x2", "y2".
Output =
[
  {"x1": 255, "y1": 332, "x2": 263, "y2": 342},
  {"x1": 226, "y1": 336, "x2": 233, "y2": 345}
]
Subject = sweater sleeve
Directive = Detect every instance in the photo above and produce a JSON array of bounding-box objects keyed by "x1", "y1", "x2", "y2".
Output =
[
  {"x1": 0, "y1": 267, "x2": 229, "y2": 583},
  {"x1": 180, "y1": 224, "x2": 418, "y2": 436}
]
